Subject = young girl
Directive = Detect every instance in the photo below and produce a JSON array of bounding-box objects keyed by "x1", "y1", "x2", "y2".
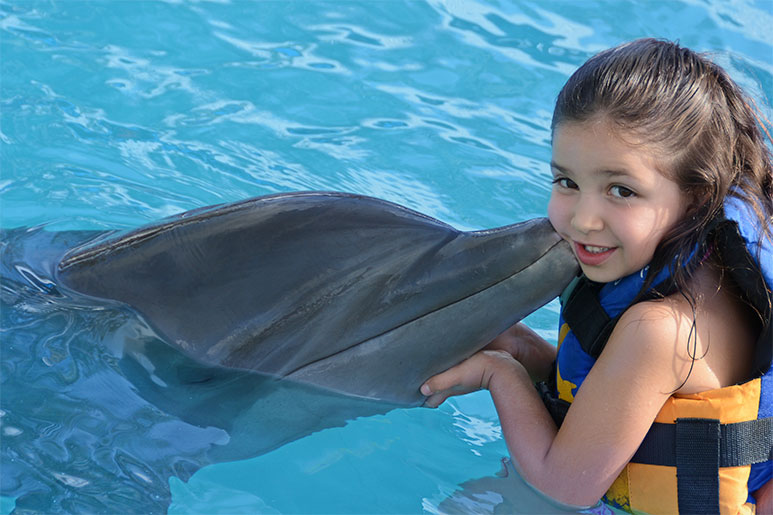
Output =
[{"x1": 421, "y1": 39, "x2": 773, "y2": 513}]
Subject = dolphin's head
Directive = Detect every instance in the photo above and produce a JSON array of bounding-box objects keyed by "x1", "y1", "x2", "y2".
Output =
[{"x1": 285, "y1": 216, "x2": 579, "y2": 405}]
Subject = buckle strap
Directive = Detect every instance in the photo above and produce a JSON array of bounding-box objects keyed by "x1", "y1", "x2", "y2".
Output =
[
  {"x1": 676, "y1": 419, "x2": 721, "y2": 514},
  {"x1": 632, "y1": 417, "x2": 773, "y2": 468}
]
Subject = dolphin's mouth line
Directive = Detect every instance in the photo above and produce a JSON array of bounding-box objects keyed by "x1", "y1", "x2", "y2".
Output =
[{"x1": 284, "y1": 237, "x2": 571, "y2": 378}]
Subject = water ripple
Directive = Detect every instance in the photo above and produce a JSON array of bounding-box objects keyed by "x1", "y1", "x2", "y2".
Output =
[{"x1": 428, "y1": 0, "x2": 587, "y2": 75}]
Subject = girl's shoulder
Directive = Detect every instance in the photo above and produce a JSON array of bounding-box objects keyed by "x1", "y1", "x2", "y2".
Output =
[{"x1": 611, "y1": 264, "x2": 756, "y2": 393}]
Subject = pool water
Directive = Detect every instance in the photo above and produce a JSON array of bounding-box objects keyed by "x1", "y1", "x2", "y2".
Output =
[{"x1": 1, "y1": 1, "x2": 771, "y2": 513}]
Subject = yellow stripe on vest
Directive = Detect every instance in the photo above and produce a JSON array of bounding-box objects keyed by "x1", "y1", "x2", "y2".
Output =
[
  {"x1": 555, "y1": 323, "x2": 576, "y2": 402},
  {"x1": 556, "y1": 363, "x2": 577, "y2": 403},
  {"x1": 557, "y1": 323, "x2": 570, "y2": 350}
]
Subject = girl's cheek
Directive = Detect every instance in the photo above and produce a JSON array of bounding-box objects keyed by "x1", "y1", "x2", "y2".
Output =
[{"x1": 547, "y1": 193, "x2": 567, "y2": 234}]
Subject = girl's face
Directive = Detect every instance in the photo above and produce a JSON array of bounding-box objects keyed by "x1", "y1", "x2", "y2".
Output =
[{"x1": 548, "y1": 119, "x2": 688, "y2": 283}]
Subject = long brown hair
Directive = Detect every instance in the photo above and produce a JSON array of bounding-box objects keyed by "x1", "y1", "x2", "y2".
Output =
[{"x1": 552, "y1": 38, "x2": 773, "y2": 306}]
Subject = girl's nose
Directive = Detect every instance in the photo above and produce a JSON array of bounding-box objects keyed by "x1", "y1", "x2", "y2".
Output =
[{"x1": 570, "y1": 195, "x2": 604, "y2": 234}]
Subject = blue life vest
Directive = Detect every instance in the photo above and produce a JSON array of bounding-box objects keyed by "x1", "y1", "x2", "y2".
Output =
[{"x1": 541, "y1": 195, "x2": 773, "y2": 513}]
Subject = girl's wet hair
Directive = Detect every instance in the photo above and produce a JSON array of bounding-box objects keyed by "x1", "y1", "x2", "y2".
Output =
[{"x1": 552, "y1": 38, "x2": 773, "y2": 307}]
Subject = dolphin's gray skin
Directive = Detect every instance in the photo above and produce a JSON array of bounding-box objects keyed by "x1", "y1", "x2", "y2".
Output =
[{"x1": 55, "y1": 191, "x2": 578, "y2": 405}]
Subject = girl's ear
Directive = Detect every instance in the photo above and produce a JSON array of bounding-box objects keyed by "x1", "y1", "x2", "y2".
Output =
[
  {"x1": 678, "y1": 186, "x2": 717, "y2": 231},
  {"x1": 683, "y1": 181, "x2": 714, "y2": 210}
]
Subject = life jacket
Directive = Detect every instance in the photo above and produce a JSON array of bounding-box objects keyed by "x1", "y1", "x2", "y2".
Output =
[{"x1": 539, "y1": 195, "x2": 773, "y2": 514}]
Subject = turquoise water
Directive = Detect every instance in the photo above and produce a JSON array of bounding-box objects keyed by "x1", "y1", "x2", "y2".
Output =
[{"x1": 2, "y1": 0, "x2": 772, "y2": 513}]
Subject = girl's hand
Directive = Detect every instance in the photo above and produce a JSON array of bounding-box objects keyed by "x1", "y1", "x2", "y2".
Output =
[
  {"x1": 485, "y1": 323, "x2": 556, "y2": 382},
  {"x1": 421, "y1": 350, "x2": 518, "y2": 408}
]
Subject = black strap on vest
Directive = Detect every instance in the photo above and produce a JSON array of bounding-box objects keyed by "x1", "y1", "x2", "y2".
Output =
[
  {"x1": 675, "y1": 419, "x2": 721, "y2": 514},
  {"x1": 536, "y1": 380, "x2": 569, "y2": 427},
  {"x1": 561, "y1": 274, "x2": 679, "y2": 360},
  {"x1": 560, "y1": 278, "x2": 613, "y2": 359},
  {"x1": 542, "y1": 379, "x2": 773, "y2": 468},
  {"x1": 632, "y1": 418, "x2": 773, "y2": 468}
]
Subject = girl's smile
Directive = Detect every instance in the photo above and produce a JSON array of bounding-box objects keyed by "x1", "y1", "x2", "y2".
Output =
[
  {"x1": 547, "y1": 119, "x2": 688, "y2": 283},
  {"x1": 573, "y1": 241, "x2": 616, "y2": 266}
]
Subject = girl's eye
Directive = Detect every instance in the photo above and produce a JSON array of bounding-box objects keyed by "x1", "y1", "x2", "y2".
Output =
[
  {"x1": 610, "y1": 185, "x2": 635, "y2": 198},
  {"x1": 552, "y1": 177, "x2": 578, "y2": 190}
]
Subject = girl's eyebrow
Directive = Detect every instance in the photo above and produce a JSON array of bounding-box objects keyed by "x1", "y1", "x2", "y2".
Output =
[
  {"x1": 550, "y1": 161, "x2": 568, "y2": 173},
  {"x1": 550, "y1": 161, "x2": 635, "y2": 180},
  {"x1": 601, "y1": 169, "x2": 634, "y2": 179}
]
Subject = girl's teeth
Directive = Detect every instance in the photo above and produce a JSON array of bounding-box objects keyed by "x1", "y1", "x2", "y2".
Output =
[{"x1": 584, "y1": 245, "x2": 611, "y2": 254}]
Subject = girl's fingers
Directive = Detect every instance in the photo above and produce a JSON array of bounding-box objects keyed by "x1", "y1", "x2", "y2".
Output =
[
  {"x1": 423, "y1": 384, "x2": 479, "y2": 408},
  {"x1": 420, "y1": 350, "x2": 517, "y2": 407},
  {"x1": 420, "y1": 382, "x2": 434, "y2": 396},
  {"x1": 421, "y1": 371, "x2": 454, "y2": 407},
  {"x1": 421, "y1": 364, "x2": 465, "y2": 396},
  {"x1": 421, "y1": 360, "x2": 484, "y2": 407},
  {"x1": 423, "y1": 392, "x2": 448, "y2": 408}
]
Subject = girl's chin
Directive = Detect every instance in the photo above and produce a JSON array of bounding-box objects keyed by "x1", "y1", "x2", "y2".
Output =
[{"x1": 578, "y1": 264, "x2": 624, "y2": 284}]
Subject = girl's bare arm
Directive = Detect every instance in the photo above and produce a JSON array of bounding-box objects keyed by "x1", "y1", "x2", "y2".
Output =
[{"x1": 422, "y1": 300, "x2": 700, "y2": 506}]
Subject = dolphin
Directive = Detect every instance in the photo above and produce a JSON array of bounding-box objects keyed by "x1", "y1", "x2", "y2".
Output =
[{"x1": 52, "y1": 191, "x2": 579, "y2": 405}]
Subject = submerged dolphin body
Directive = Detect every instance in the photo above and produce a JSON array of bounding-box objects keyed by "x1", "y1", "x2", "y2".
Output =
[{"x1": 54, "y1": 191, "x2": 578, "y2": 405}]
